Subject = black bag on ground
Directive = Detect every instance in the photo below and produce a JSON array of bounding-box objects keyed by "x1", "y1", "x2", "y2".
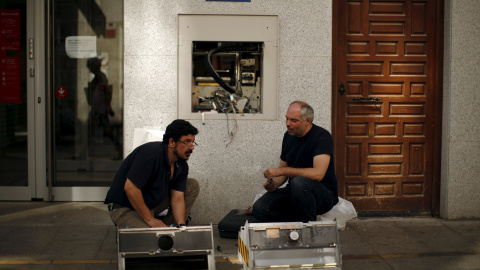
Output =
[{"x1": 218, "y1": 209, "x2": 259, "y2": 239}]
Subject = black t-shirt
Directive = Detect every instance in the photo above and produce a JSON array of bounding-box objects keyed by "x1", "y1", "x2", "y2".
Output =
[
  {"x1": 280, "y1": 124, "x2": 338, "y2": 195},
  {"x1": 104, "y1": 142, "x2": 188, "y2": 209}
]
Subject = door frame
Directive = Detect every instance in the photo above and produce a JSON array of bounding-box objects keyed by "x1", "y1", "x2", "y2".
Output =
[
  {"x1": 1, "y1": 0, "x2": 118, "y2": 202},
  {"x1": 46, "y1": 0, "x2": 118, "y2": 201},
  {"x1": 331, "y1": 0, "x2": 444, "y2": 216},
  {"x1": 33, "y1": 0, "x2": 48, "y2": 200},
  {"x1": 0, "y1": 0, "x2": 47, "y2": 201}
]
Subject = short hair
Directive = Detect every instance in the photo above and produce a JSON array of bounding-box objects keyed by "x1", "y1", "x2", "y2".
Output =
[
  {"x1": 290, "y1": 101, "x2": 314, "y2": 122},
  {"x1": 87, "y1": 57, "x2": 101, "y2": 69},
  {"x1": 162, "y1": 119, "x2": 198, "y2": 143}
]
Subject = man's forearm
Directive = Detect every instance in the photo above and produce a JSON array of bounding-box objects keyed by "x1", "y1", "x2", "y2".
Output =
[
  {"x1": 125, "y1": 187, "x2": 155, "y2": 223},
  {"x1": 277, "y1": 167, "x2": 325, "y2": 182},
  {"x1": 265, "y1": 155, "x2": 330, "y2": 182},
  {"x1": 170, "y1": 198, "x2": 186, "y2": 225}
]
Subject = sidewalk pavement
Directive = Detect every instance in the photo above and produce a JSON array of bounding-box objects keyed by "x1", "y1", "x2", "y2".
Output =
[{"x1": 0, "y1": 202, "x2": 479, "y2": 270}]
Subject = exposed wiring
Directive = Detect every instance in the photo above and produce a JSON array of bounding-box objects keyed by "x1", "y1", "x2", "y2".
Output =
[
  {"x1": 202, "y1": 44, "x2": 257, "y2": 146},
  {"x1": 203, "y1": 44, "x2": 257, "y2": 95},
  {"x1": 225, "y1": 101, "x2": 238, "y2": 148},
  {"x1": 210, "y1": 89, "x2": 237, "y2": 146}
]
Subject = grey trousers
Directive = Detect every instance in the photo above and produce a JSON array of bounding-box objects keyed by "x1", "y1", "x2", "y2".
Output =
[{"x1": 109, "y1": 178, "x2": 200, "y2": 228}]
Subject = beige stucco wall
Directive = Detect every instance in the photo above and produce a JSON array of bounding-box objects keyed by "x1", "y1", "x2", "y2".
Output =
[
  {"x1": 441, "y1": 0, "x2": 480, "y2": 219},
  {"x1": 123, "y1": 0, "x2": 480, "y2": 223}
]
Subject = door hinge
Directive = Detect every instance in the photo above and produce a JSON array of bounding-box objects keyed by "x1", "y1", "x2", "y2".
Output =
[{"x1": 30, "y1": 67, "x2": 35, "y2": 77}]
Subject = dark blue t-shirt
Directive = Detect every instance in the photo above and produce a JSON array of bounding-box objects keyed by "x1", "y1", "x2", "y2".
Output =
[
  {"x1": 280, "y1": 124, "x2": 338, "y2": 195},
  {"x1": 104, "y1": 142, "x2": 188, "y2": 209}
]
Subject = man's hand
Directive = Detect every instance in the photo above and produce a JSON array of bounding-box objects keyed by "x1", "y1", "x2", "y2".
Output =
[
  {"x1": 263, "y1": 162, "x2": 288, "y2": 192},
  {"x1": 146, "y1": 218, "x2": 168, "y2": 228},
  {"x1": 263, "y1": 177, "x2": 281, "y2": 192},
  {"x1": 264, "y1": 167, "x2": 281, "y2": 180}
]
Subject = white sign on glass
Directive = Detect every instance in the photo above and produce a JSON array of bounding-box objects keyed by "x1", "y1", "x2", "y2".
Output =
[{"x1": 65, "y1": 36, "x2": 97, "y2": 58}]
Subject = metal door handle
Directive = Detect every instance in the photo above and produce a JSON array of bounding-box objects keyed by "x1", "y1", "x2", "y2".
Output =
[{"x1": 338, "y1": 83, "x2": 345, "y2": 96}]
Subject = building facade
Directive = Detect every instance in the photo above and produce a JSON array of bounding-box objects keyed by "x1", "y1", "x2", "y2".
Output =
[{"x1": 0, "y1": 0, "x2": 478, "y2": 223}]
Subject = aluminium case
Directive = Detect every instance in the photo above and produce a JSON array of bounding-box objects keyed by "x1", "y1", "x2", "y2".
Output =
[
  {"x1": 117, "y1": 225, "x2": 215, "y2": 270},
  {"x1": 238, "y1": 220, "x2": 342, "y2": 269}
]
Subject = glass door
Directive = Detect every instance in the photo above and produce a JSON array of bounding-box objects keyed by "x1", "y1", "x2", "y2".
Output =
[
  {"x1": 49, "y1": 0, "x2": 123, "y2": 201},
  {"x1": 0, "y1": 0, "x2": 44, "y2": 200}
]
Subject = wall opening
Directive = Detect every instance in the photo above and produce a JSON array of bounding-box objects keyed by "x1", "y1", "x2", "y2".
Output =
[
  {"x1": 178, "y1": 15, "x2": 278, "y2": 120},
  {"x1": 192, "y1": 41, "x2": 263, "y2": 114}
]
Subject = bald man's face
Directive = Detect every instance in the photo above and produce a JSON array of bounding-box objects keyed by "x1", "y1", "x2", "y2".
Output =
[{"x1": 285, "y1": 104, "x2": 311, "y2": 137}]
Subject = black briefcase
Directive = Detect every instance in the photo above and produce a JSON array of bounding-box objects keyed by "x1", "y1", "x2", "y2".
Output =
[{"x1": 218, "y1": 209, "x2": 259, "y2": 239}]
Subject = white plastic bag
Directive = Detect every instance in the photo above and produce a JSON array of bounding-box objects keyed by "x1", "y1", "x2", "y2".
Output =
[
  {"x1": 317, "y1": 197, "x2": 357, "y2": 231},
  {"x1": 253, "y1": 190, "x2": 267, "y2": 205}
]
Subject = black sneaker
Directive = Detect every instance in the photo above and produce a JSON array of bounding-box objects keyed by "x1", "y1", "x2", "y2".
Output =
[{"x1": 186, "y1": 214, "x2": 192, "y2": 225}]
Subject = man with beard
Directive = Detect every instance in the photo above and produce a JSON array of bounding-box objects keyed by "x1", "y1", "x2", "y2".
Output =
[
  {"x1": 105, "y1": 119, "x2": 200, "y2": 228},
  {"x1": 252, "y1": 101, "x2": 339, "y2": 223}
]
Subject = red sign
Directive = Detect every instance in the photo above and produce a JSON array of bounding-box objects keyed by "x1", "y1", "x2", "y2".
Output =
[
  {"x1": 105, "y1": 22, "x2": 116, "y2": 38},
  {"x1": 55, "y1": 86, "x2": 68, "y2": 99},
  {"x1": 0, "y1": 10, "x2": 21, "y2": 104}
]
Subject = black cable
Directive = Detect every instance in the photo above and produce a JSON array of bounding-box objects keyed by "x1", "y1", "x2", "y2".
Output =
[
  {"x1": 204, "y1": 46, "x2": 236, "y2": 93},
  {"x1": 203, "y1": 45, "x2": 257, "y2": 94}
]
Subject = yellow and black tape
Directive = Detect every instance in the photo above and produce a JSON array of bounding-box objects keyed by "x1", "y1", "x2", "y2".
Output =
[{"x1": 238, "y1": 237, "x2": 250, "y2": 268}]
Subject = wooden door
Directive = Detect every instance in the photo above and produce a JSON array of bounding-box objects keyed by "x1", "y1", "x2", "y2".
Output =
[{"x1": 333, "y1": 0, "x2": 442, "y2": 212}]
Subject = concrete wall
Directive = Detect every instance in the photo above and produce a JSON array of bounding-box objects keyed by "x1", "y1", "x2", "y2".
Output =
[
  {"x1": 441, "y1": 0, "x2": 480, "y2": 219},
  {"x1": 124, "y1": 0, "x2": 333, "y2": 224}
]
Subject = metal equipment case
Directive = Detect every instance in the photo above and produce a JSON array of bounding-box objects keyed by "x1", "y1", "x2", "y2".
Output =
[
  {"x1": 238, "y1": 221, "x2": 341, "y2": 269},
  {"x1": 117, "y1": 225, "x2": 215, "y2": 270}
]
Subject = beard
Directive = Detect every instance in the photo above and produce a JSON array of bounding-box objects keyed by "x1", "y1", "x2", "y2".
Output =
[
  {"x1": 287, "y1": 126, "x2": 302, "y2": 137},
  {"x1": 174, "y1": 148, "x2": 193, "y2": 160}
]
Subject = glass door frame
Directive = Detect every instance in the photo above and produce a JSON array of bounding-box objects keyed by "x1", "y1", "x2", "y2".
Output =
[
  {"x1": 1, "y1": 0, "x2": 116, "y2": 202},
  {"x1": 0, "y1": 0, "x2": 47, "y2": 201},
  {"x1": 47, "y1": 0, "x2": 119, "y2": 201},
  {"x1": 34, "y1": 0, "x2": 48, "y2": 200}
]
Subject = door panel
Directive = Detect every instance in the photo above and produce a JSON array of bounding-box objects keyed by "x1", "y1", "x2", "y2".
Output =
[
  {"x1": 0, "y1": 0, "x2": 123, "y2": 201},
  {"x1": 0, "y1": 0, "x2": 33, "y2": 200},
  {"x1": 334, "y1": 0, "x2": 439, "y2": 212},
  {"x1": 49, "y1": 0, "x2": 124, "y2": 201}
]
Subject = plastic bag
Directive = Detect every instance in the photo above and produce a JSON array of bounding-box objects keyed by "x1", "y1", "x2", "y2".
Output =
[
  {"x1": 253, "y1": 191, "x2": 357, "y2": 230},
  {"x1": 253, "y1": 190, "x2": 267, "y2": 205},
  {"x1": 317, "y1": 197, "x2": 357, "y2": 231}
]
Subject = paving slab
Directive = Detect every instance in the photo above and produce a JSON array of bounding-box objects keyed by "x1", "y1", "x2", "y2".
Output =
[{"x1": 1, "y1": 202, "x2": 480, "y2": 270}]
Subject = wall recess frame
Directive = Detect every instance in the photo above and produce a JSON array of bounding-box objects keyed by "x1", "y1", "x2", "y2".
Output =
[{"x1": 178, "y1": 14, "x2": 278, "y2": 120}]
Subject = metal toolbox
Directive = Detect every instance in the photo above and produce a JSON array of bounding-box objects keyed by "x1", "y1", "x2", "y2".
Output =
[
  {"x1": 117, "y1": 225, "x2": 215, "y2": 270},
  {"x1": 238, "y1": 221, "x2": 341, "y2": 269}
]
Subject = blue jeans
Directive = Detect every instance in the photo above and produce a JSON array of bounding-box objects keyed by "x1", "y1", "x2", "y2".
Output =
[{"x1": 252, "y1": 176, "x2": 338, "y2": 222}]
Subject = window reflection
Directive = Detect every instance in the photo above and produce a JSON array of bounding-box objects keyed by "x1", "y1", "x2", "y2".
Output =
[{"x1": 52, "y1": 0, "x2": 123, "y2": 187}]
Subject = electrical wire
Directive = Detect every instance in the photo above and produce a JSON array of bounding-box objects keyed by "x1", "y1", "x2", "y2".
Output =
[
  {"x1": 203, "y1": 44, "x2": 258, "y2": 146},
  {"x1": 225, "y1": 100, "x2": 238, "y2": 147}
]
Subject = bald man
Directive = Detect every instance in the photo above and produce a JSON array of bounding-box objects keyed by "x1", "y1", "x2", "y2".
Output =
[{"x1": 252, "y1": 101, "x2": 339, "y2": 222}]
